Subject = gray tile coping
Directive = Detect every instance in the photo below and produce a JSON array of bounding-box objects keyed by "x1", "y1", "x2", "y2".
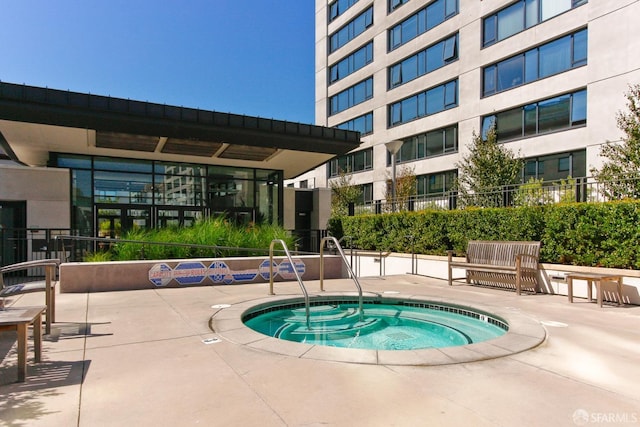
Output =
[{"x1": 209, "y1": 292, "x2": 546, "y2": 366}]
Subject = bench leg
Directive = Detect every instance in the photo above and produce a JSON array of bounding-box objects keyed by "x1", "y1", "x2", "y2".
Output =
[
  {"x1": 33, "y1": 313, "x2": 42, "y2": 363},
  {"x1": 567, "y1": 277, "x2": 574, "y2": 303},
  {"x1": 16, "y1": 323, "x2": 27, "y2": 382}
]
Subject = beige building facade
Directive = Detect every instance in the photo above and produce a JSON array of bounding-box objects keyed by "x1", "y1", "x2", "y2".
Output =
[{"x1": 288, "y1": 0, "x2": 640, "y2": 206}]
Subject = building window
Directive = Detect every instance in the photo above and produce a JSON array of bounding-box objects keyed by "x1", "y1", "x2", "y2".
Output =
[
  {"x1": 388, "y1": 0, "x2": 458, "y2": 51},
  {"x1": 387, "y1": 125, "x2": 458, "y2": 164},
  {"x1": 361, "y1": 183, "x2": 373, "y2": 203},
  {"x1": 483, "y1": 0, "x2": 588, "y2": 47},
  {"x1": 389, "y1": 0, "x2": 409, "y2": 13},
  {"x1": 329, "y1": 148, "x2": 373, "y2": 177},
  {"x1": 336, "y1": 112, "x2": 373, "y2": 135},
  {"x1": 388, "y1": 33, "x2": 458, "y2": 89},
  {"x1": 329, "y1": 77, "x2": 373, "y2": 115},
  {"x1": 330, "y1": 6, "x2": 373, "y2": 53},
  {"x1": 330, "y1": 42, "x2": 373, "y2": 84},
  {"x1": 389, "y1": 79, "x2": 458, "y2": 127},
  {"x1": 483, "y1": 29, "x2": 587, "y2": 97},
  {"x1": 523, "y1": 150, "x2": 586, "y2": 181},
  {"x1": 416, "y1": 170, "x2": 457, "y2": 196},
  {"x1": 482, "y1": 89, "x2": 587, "y2": 143},
  {"x1": 329, "y1": 0, "x2": 359, "y2": 23}
]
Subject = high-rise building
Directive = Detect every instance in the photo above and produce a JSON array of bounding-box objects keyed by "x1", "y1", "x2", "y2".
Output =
[{"x1": 289, "y1": 0, "x2": 640, "y2": 207}]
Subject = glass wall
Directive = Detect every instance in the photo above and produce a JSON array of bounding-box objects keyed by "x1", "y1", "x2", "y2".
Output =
[{"x1": 53, "y1": 154, "x2": 283, "y2": 236}]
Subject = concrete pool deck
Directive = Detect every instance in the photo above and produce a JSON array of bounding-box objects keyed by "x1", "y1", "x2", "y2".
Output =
[{"x1": 1, "y1": 274, "x2": 639, "y2": 426}]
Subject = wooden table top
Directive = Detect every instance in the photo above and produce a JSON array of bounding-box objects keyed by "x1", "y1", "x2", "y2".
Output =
[{"x1": 0, "y1": 306, "x2": 47, "y2": 325}]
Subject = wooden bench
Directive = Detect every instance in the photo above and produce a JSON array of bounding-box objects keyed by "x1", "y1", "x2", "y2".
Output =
[
  {"x1": 447, "y1": 241, "x2": 541, "y2": 295},
  {"x1": 1, "y1": 259, "x2": 60, "y2": 334}
]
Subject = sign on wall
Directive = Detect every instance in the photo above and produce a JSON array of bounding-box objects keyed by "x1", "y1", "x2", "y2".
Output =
[{"x1": 148, "y1": 258, "x2": 306, "y2": 287}]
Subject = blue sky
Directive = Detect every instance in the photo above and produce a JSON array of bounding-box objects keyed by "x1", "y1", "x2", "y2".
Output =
[{"x1": 0, "y1": 1, "x2": 316, "y2": 124}]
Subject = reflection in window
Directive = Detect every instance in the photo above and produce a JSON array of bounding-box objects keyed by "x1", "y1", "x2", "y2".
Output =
[
  {"x1": 330, "y1": 78, "x2": 373, "y2": 115},
  {"x1": 329, "y1": 0, "x2": 358, "y2": 22},
  {"x1": 336, "y1": 112, "x2": 373, "y2": 135},
  {"x1": 523, "y1": 150, "x2": 586, "y2": 181},
  {"x1": 483, "y1": 0, "x2": 588, "y2": 47},
  {"x1": 416, "y1": 170, "x2": 457, "y2": 196},
  {"x1": 389, "y1": 80, "x2": 458, "y2": 127},
  {"x1": 388, "y1": 0, "x2": 458, "y2": 51},
  {"x1": 329, "y1": 148, "x2": 373, "y2": 177},
  {"x1": 391, "y1": 125, "x2": 458, "y2": 164},
  {"x1": 388, "y1": 34, "x2": 458, "y2": 89},
  {"x1": 330, "y1": 7, "x2": 373, "y2": 53},
  {"x1": 330, "y1": 42, "x2": 373, "y2": 84},
  {"x1": 482, "y1": 89, "x2": 586, "y2": 142},
  {"x1": 483, "y1": 29, "x2": 587, "y2": 96}
]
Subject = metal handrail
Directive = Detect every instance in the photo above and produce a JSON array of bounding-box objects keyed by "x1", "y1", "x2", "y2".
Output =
[
  {"x1": 269, "y1": 239, "x2": 310, "y2": 329},
  {"x1": 319, "y1": 236, "x2": 363, "y2": 322}
]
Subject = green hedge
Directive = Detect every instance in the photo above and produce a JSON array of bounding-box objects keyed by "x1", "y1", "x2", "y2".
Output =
[{"x1": 329, "y1": 201, "x2": 640, "y2": 269}]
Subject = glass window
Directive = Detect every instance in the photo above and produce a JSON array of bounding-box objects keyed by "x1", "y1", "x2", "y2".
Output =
[
  {"x1": 336, "y1": 112, "x2": 373, "y2": 135},
  {"x1": 329, "y1": 78, "x2": 373, "y2": 115},
  {"x1": 329, "y1": 0, "x2": 359, "y2": 22},
  {"x1": 541, "y1": 0, "x2": 572, "y2": 21},
  {"x1": 426, "y1": 132, "x2": 444, "y2": 157},
  {"x1": 573, "y1": 29, "x2": 588, "y2": 65},
  {"x1": 497, "y1": 55, "x2": 524, "y2": 92},
  {"x1": 483, "y1": 15, "x2": 497, "y2": 46},
  {"x1": 94, "y1": 156, "x2": 152, "y2": 173},
  {"x1": 483, "y1": 0, "x2": 586, "y2": 47},
  {"x1": 484, "y1": 29, "x2": 587, "y2": 96},
  {"x1": 524, "y1": 104, "x2": 538, "y2": 136},
  {"x1": 443, "y1": 35, "x2": 456, "y2": 61},
  {"x1": 571, "y1": 90, "x2": 587, "y2": 125},
  {"x1": 525, "y1": 0, "x2": 539, "y2": 28},
  {"x1": 496, "y1": 108, "x2": 523, "y2": 141},
  {"x1": 497, "y1": 2, "x2": 524, "y2": 41},
  {"x1": 389, "y1": 80, "x2": 457, "y2": 127},
  {"x1": 525, "y1": 50, "x2": 539, "y2": 82},
  {"x1": 426, "y1": 0, "x2": 445, "y2": 30},
  {"x1": 538, "y1": 94, "x2": 571, "y2": 133},
  {"x1": 389, "y1": 0, "x2": 408, "y2": 12},
  {"x1": 426, "y1": 85, "x2": 444, "y2": 115},
  {"x1": 388, "y1": 0, "x2": 458, "y2": 51},
  {"x1": 329, "y1": 7, "x2": 372, "y2": 53},
  {"x1": 483, "y1": 66, "x2": 497, "y2": 96},
  {"x1": 330, "y1": 42, "x2": 373, "y2": 84},
  {"x1": 539, "y1": 36, "x2": 571, "y2": 78}
]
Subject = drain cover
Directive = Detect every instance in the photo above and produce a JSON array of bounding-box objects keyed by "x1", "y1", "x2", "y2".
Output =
[{"x1": 202, "y1": 337, "x2": 222, "y2": 344}]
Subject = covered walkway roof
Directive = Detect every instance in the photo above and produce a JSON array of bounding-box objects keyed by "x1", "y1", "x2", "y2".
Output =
[{"x1": 0, "y1": 82, "x2": 360, "y2": 178}]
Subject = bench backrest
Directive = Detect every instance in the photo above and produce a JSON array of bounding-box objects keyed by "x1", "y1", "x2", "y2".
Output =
[{"x1": 466, "y1": 241, "x2": 540, "y2": 269}]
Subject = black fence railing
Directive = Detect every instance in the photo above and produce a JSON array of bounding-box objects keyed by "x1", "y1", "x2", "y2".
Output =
[
  {"x1": 0, "y1": 228, "x2": 71, "y2": 268},
  {"x1": 353, "y1": 176, "x2": 640, "y2": 214}
]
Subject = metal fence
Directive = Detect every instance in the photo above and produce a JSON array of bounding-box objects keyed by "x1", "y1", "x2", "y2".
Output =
[{"x1": 353, "y1": 176, "x2": 640, "y2": 214}]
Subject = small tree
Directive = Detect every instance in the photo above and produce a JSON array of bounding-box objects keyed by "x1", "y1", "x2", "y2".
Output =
[
  {"x1": 330, "y1": 170, "x2": 362, "y2": 216},
  {"x1": 385, "y1": 165, "x2": 417, "y2": 211},
  {"x1": 455, "y1": 125, "x2": 524, "y2": 207},
  {"x1": 591, "y1": 84, "x2": 640, "y2": 199}
]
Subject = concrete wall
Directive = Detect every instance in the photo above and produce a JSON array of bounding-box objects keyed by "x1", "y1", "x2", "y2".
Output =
[
  {"x1": 60, "y1": 255, "x2": 347, "y2": 293},
  {"x1": 0, "y1": 164, "x2": 70, "y2": 229}
]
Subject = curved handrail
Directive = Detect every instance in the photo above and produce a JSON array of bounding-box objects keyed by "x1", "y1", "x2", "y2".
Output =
[
  {"x1": 320, "y1": 236, "x2": 363, "y2": 321},
  {"x1": 269, "y1": 239, "x2": 310, "y2": 329}
]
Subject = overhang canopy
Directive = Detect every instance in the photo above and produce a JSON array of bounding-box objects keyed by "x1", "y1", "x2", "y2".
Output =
[{"x1": 0, "y1": 82, "x2": 360, "y2": 178}]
